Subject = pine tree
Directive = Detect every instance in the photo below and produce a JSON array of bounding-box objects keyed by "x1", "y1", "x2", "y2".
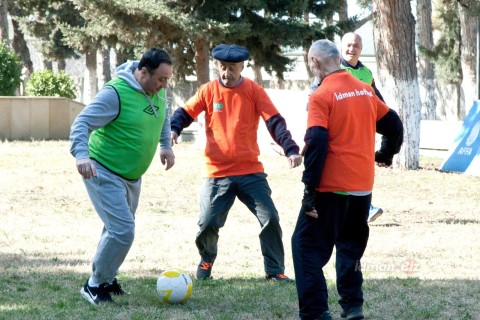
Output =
[
  {"x1": 68, "y1": 0, "x2": 351, "y2": 85},
  {"x1": 13, "y1": 0, "x2": 83, "y2": 69}
]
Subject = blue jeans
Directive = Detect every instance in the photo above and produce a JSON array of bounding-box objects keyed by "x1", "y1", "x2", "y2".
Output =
[
  {"x1": 196, "y1": 173, "x2": 286, "y2": 275},
  {"x1": 292, "y1": 192, "x2": 370, "y2": 318}
]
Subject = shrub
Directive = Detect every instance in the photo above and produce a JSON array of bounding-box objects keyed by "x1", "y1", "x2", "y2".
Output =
[
  {"x1": 25, "y1": 69, "x2": 77, "y2": 99},
  {"x1": 0, "y1": 43, "x2": 22, "y2": 96}
]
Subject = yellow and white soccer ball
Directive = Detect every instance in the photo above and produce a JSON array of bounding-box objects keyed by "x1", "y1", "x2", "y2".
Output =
[{"x1": 156, "y1": 269, "x2": 193, "y2": 304}]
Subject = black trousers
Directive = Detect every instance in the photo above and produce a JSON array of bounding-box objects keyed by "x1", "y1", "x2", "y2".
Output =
[{"x1": 292, "y1": 192, "x2": 370, "y2": 319}]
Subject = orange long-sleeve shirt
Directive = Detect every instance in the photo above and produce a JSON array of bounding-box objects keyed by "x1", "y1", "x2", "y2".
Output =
[{"x1": 183, "y1": 78, "x2": 281, "y2": 177}]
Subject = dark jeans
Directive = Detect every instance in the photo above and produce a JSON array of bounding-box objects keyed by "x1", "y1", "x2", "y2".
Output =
[
  {"x1": 292, "y1": 192, "x2": 370, "y2": 318},
  {"x1": 196, "y1": 173, "x2": 286, "y2": 274}
]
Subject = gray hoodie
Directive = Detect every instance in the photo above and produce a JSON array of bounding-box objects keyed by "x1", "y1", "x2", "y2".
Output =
[{"x1": 70, "y1": 61, "x2": 172, "y2": 160}]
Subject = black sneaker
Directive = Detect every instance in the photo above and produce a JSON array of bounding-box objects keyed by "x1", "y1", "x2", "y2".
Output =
[
  {"x1": 265, "y1": 273, "x2": 294, "y2": 283},
  {"x1": 80, "y1": 280, "x2": 113, "y2": 305},
  {"x1": 317, "y1": 310, "x2": 333, "y2": 320},
  {"x1": 340, "y1": 306, "x2": 364, "y2": 320},
  {"x1": 299, "y1": 310, "x2": 332, "y2": 320},
  {"x1": 108, "y1": 278, "x2": 126, "y2": 295},
  {"x1": 196, "y1": 261, "x2": 213, "y2": 279}
]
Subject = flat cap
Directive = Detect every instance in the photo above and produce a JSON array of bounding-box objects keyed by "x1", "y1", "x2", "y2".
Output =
[{"x1": 212, "y1": 44, "x2": 249, "y2": 62}]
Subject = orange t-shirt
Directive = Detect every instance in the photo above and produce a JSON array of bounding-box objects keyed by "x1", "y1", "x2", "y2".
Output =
[
  {"x1": 307, "y1": 70, "x2": 389, "y2": 192},
  {"x1": 184, "y1": 78, "x2": 280, "y2": 177}
]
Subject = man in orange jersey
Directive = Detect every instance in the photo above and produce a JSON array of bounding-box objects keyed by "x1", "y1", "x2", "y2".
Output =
[
  {"x1": 171, "y1": 44, "x2": 302, "y2": 282},
  {"x1": 310, "y1": 32, "x2": 386, "y2": 223},
  {"x1": 292, "y1": 40, "x2": 403, "y2": 320}
]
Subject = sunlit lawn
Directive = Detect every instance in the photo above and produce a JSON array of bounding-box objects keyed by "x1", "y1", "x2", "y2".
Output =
[{"x1": 0, "y1": 140, "x2": 479, "y2": 320}]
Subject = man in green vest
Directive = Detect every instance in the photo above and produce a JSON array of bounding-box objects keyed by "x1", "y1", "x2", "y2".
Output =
[
  {"x1": 341, "y1": 32, "x2": 385, "y2": 223},
  {"x1": 340, "y1": 32, "x2": 385, "y2": 104},
  {"x1": 70, "y1": 48, "x2": 175, "y2": 305}
]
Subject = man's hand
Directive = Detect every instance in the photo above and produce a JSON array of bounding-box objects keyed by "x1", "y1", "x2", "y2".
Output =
[
  {"x1": 302, "y1": 185, "x2": 318, "y2": 218},
  {"x1": 76, "y1": 158, "x2": 97, "y2": 179},
  {"x1": 288, "y1": 154, "x2": 303, "y2": 169},
  {"x1": 170, "y1": 131, "x2": 179, "y2": 146},
  {"x1": 375, "y1": 150, "x2": 393, "y2": 167},
  {"x1": 160, "y1": 148, "x2": 175, "y2": 170}
]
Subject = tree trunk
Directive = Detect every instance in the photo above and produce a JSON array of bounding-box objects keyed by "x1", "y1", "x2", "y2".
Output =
[
  {"x1": 57, "y1": 58, "x2": 66, "y2": 71},
  {"x1": 372, "y1": 0, "x2": 421, "y2": 170},
  {"x1": 416, "y1": 0, "x2": 437, "y2": 120},
  {"x1": 42, "y1": 59, "x2": 52, "y2": 70},
  {"x1": 114, "y1": 48, "x2": 128, "y2": 67},
  {"x1": 9, "y1": 8, "x2": 33, "y2": 77},
  {"x1": 10, "y1": 16, "x2": 33, "y2": 96},
  {"x1": 0, "y1": 0, "x2": 8, "y2": 44},
  {"x1": 11, "y1": 20, "x2": 32, "y2": 73},
  {"x1": 458, "y1": 4, "x2": 477, "y2": 116},
  {"x1": 193, "y1": 38, "x2": 210, "y2": 148},
  {"x1": 97, "y1": 46, "x2": 111, "y2": 88},
  {"x1": 303, "y1": 12, "x2": 313, "y2": 79},
  {"x1": 275, "y1": 73, "x2": 285, "y2": 89},
  {"x1": 338, "y1": 0, "x2": 348, "y2": 22},
  {"x1": 253, "y1": 62, "x2": 263, "y2": 85},
  {"x1": 83, "y1": 48, "x2": 97, "y2": 104},
  {"x1": 194, "y1": 38, "x2": 210, "y2": 87}
]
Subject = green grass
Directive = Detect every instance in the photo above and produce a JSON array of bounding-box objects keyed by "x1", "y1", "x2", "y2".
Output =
[{"x1": 0, "y1": 140, "x2": 479, "y2": 319}]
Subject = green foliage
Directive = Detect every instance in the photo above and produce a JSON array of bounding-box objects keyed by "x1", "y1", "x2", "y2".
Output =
[
  {"x1": 14, "y1": 0, "x2": 356, "y2": 82},
  {"x1": 421, "y1": 1, "x2": 461, "y2": 84},
  {"x1": 25, "y1": 70, "x2": 77, "y2": 99},
  {"x1": 68, "y1": 0, "x2": 353, "y2": 81},
  {"x1": 0, "y1": 43, "x2": 23, "y2": 96},
  {"x1": 13, "y1": 1, "x2": 83, "y2": 62},
  {"x1": 356, "y1": 0, "x2": 372, "y2": 9}
]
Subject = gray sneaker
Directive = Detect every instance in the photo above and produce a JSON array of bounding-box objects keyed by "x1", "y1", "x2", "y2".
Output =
[{"x1": 368, "y1": 204, "x2": 383, "y2": 223}]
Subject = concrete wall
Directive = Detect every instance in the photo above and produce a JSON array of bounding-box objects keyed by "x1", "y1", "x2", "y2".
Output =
[
  {"x1": 0, "y1": 97, "x2": 85, "y2": 140},
  {"x1": 189, "y1": 89, "x2": 462, "y2": 157},
  {"x1": 0, "y1": 94, "x2": 463, "y2": 155}
]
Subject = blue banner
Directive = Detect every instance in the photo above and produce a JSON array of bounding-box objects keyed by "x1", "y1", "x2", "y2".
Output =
[{"x1": 440, "y1": 101, "x2": 480, "y2": 175}]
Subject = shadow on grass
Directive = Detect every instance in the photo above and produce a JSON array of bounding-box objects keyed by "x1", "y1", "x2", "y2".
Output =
[
  {"x1": 0, "y1": 252, "x2": 89, "y2": 270},
  {"x1": 1, "y1": 261, "x2": 479, "y2": 320},
  {"x1": 439, "y1": 218, "x2": 480, "y2": 225},
  {"x1": 370, "y1": 223, "x2": 402, "y2": 227}
]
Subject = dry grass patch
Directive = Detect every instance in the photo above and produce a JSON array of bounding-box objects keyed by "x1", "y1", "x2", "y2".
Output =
[{"x1": 0, "y1": 140, "x2": 479, "y2": 320}]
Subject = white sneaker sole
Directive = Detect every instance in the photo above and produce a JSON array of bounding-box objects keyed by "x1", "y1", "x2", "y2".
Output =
[
  {"x1": 368, "y1": 209, "x2": 383, "y2": 223},
  {"x1": 80, "y1": 287, "x2": 98, "y2": 305}
]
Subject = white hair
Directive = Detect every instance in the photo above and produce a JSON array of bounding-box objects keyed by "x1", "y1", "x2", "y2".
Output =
[{"x1": 309, "y1": 39, "x2": 341, "y2": 63}]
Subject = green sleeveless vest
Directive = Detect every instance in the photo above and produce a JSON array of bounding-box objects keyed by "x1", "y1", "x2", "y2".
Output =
[
  {"x1": 341, "y1": 63, "x2": 374, "y2": 85},
  {"x1": 88, "y1": 78, "x2": 166, "y2": 179}
]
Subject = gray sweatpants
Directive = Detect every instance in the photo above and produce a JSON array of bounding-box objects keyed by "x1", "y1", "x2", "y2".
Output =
[{"x1": 83, "y1": 161, "x2": 141, "y2": 284}]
